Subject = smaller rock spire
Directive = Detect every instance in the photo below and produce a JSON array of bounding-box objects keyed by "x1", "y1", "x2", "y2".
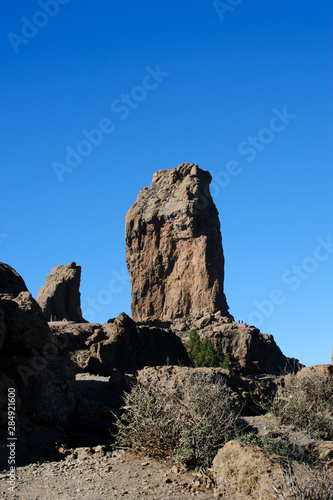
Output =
[{"x1": 36, "y1": 261, "x2": 85, "y2": 322}]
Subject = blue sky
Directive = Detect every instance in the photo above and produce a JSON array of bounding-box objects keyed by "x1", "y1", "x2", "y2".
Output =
[{"x1": 1, "y1": 0, "x2": 332, "y2": 366}]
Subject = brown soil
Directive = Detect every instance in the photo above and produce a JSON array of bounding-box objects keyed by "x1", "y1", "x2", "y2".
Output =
[{"x1": 0, "y1": 448, "x2": 218, "y2": 499}]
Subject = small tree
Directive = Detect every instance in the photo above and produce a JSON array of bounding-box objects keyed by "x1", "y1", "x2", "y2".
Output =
[
  {"x1": 221, "y1": 354, "x2": 236, "y2": 376},
  {"x1": 188, "y1": 331, "x2": 234, "y2": 371},
  {"x1": 199, "y1": 337, "x2": 219, "y2": 367},
  {"x1": 188, "y1": 329, "x2": 201, "y2": 366}
]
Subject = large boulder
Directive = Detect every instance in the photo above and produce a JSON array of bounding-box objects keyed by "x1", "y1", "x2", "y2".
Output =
[
  {"x1": 0, "y1": 262, "x2": 77, "y2": 465},
  {"x1": 86, "y1": 313, "x2": 191, "y2": 375},
  {"x1": 212, "y1": 440, "x2": 303, "y2": 498},
  {"x1": 125, "y1": 163, "x2": 230, "y2": 322},
  {"x1": 1, "y1": 291, "x2": 53, "y2": 353},
  {"x1": 48, "y1": 314, "x2": 191, "y2": 376},
  {"x1": 0, "y1": 262, "x2": 28, "y2": 296},
  {"x1": 174, "y1": 313, "x2": 302, "y2": 376},
  {"x1": 12, "y1": 356, "x2": 76, "y2": 426},
  {"x1": 0, "y1": 262, "x2": 29, "y2": 352},
  {"x1": 48, "y1": 321, "x2": 105, "y2": 355},
  {"x1": 0, "y1": 304, "x2": 6, "y2": 351},
  {"x1": 36, "y1": 261, "x2": 84, "y2": 322}
]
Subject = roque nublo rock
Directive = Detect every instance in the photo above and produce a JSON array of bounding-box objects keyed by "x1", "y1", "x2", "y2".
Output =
[{"x1": 125, "y1": 163, "x2": 230, "y2": 322}]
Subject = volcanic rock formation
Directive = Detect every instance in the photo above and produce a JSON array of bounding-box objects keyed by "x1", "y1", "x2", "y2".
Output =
[
  {"x1": 36, "y1": 262, "x2": 84, "y2": 322},
  {"x1": 0, "y1": 263, "x2": 77, "y2": 466},
  {"x1": 172, "y1": 312, "x2": 302, "y2": 376},
  {"x1": 125, "y1": 163, "x2": 230, "y2": 322},
  {"x1": 50, "y1": 313, "x2": 191, "y2": 375}
]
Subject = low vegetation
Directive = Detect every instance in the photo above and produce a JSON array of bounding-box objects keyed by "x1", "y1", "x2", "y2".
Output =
[
  {"x1": 188, "y1": 329, "x2": 235, "y2": 373},
  {"x1": 114, "y1": 362, "x2": 333, "y2": 498},
  {"x1": 271, "y1": 368, "x2": 333, "y2": 440},
  {"x1": 115, "y1": 373, "x2": 239, "y2": 467},
  {"x1": 69, "y1": 349, "x2": 90, "y2": 368},
  {"x1": 238, "y1": 432, "x2": 304, "y2": 463},
  {"x1": 269, "y1": 463, "x2": 333, "y2": 500}
]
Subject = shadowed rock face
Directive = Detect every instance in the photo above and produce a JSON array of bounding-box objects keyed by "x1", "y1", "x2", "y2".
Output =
[
  {"x1": 0, "y1": 262, "x2": 28, "y2": 296},
  {"x1": 0, "y1": 262, "x2": 77, "y2": 466},
  {"x1": 125, "y1": 163, "x2": 230, "y2": 322},
  {"x1": 36, "y1": 262, "x2": 84, "y2": 322},
  {"x1": 49, "y1": 313, "x2": 191, "y2": 376}
]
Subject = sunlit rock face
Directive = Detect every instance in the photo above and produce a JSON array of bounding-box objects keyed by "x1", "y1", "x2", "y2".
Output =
[{"x1": 125, "y1": 163, "x2": 230, "y2": 322}]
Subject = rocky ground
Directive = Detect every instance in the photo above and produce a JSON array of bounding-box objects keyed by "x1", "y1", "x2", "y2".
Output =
[{"x1": 0, "y1": 449, "x2": 217, "y2": 500}]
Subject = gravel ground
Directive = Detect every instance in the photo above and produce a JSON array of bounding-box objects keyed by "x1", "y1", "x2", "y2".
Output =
[{"x1": 0, "y1": 448, "x2": 219, "y2": 499}]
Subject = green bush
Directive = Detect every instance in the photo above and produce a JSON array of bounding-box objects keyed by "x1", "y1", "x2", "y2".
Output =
[
  {"x1": 188, "y1": 330, "x2": 234, "y2": 373},
  {"x1": 238, "y1": 431, "x2": 304, "y2": 463},
  {"x1": 115, "y1": 373, "x2": 238, "y2": 467},
  {"x1": 271, "y1": 369, "x2": 333, "y2": 440}
]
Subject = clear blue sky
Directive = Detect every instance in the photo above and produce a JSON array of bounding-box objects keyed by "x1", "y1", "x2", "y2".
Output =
[{"x1": 1, "y1": 1, "x2": 332, "y2": 366}]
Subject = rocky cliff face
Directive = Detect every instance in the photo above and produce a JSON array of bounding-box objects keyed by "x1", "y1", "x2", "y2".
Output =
[
  {"x1": 50, "y1": 313, "x2": 191, "y2": 375},
  {"x1": 0, "y1": 263, "x2": 77, "y2": 466},
  {"x1": 172, "y1": 312, "x2": 302, "y2": 376},
  {"x1": 36, "y1": 262, "x2": 84, "y2": 322},
  {"x1": 125, "y1": 163, "x2": 230, "y2": 322}
]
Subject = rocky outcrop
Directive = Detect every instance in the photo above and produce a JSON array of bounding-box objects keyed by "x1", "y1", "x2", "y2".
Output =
[
  {"x1": 243, "y1": 411, "x2": 333, "y2": 468},
  {"x1": 125, "y1": 163, "x2": 230, "y2": 322},
  {"x1": 50, "y1": 313, "x2": 300, "y2": 377},
  {"x1": 173, "y1": 313, "x2": 302, "y2": 375},
  {"x1": 36, "y1": 262, "x2": 84, "y2": 322},
  {"x1": 0, "y1": 262, "x2": 28, "y2": 296},
  {"x1": 50, "y1": 313, "x2": 191, "y2": 375},
  {"x1": 212, "y1": 439, "x2": 333, "y2": 498},
  {"x1": 88, "y1": 315, "x2": 189, "y2": 375},
  {"x1": 212, "y1": 440, "x2": 303, "y2": 498},
  {"x1": 1, "y1": 291, "x2": 53, "y2": 353},
  {"x1": 0, "y1": 262, "x2": 77, "y2": 466}
]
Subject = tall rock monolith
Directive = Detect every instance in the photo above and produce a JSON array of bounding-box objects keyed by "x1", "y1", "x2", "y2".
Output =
[{"x1": 125, "y1": 163, "x2": 230, "y2": 322}]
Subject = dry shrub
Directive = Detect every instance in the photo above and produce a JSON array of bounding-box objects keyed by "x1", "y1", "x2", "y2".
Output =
[
  {"x1": 268, "y1": 463, "x2": 333, "y2": 500},
  {"x1": 70, "y1": 349, "x2": 90, "y2": 368},
  {"x1": 272, "y1": 367, "x2": 333, "y2": 440},
  {"x1": 115, "y1": 373, "x2": 237, "y2": 466}
]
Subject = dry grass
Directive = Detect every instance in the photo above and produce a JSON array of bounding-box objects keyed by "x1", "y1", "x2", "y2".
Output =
[
  {"x1": 69, "y1": 349, "x2": 90, "y2": 368},
  {"x1": 271, "y1": 368, "x2": 333, "y2": 440},
  {"x1": 268, "y1": 463, "x2": 333, "y2": 500},
  {"x1": 115, "y1": 373, "x2": 238, "y2": 467}
]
